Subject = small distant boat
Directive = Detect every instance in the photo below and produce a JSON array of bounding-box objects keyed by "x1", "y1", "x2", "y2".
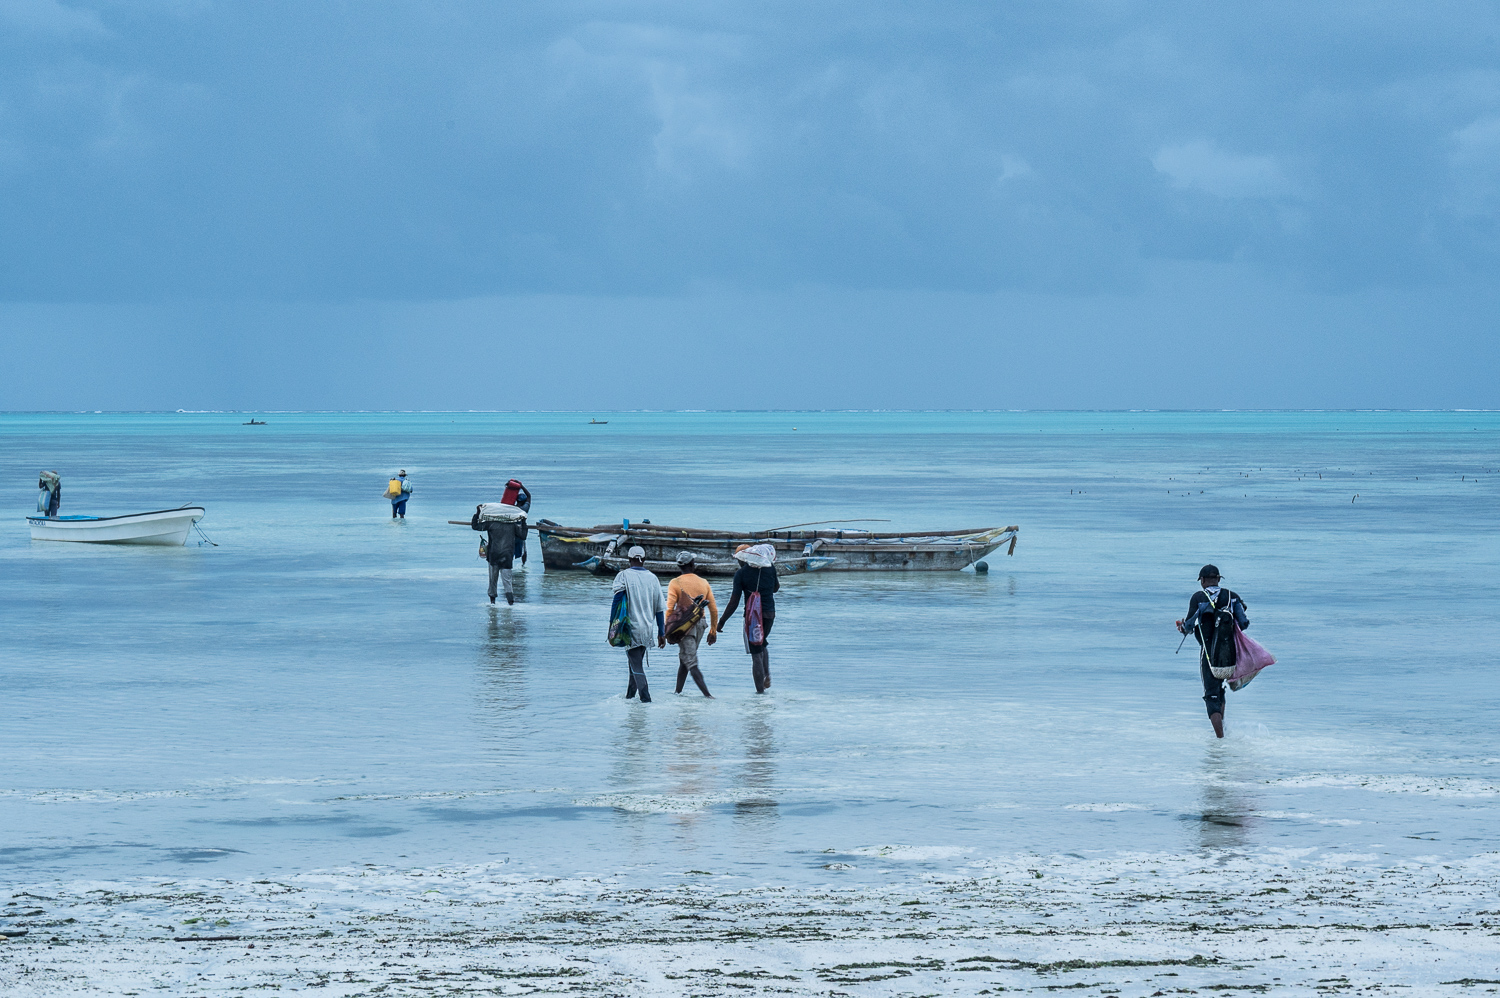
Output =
[
  {"x1": 28, "y1": 506, "x2": 206, "y2": 546},
  {"x1": 589, "y1": 418, "x2": 608, "y2": 425},
  {"x1": 534, "y1": 520, "x2": 1019, "y2": 576},
  {"x1": 243, "y1": 419, "x2": 266, "y2": 425}
]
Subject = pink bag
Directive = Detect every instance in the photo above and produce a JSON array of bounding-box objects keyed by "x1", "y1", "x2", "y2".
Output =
[
  {"x1": 1232, "y1": 626, "x2": 1276, "y2": 683},
  {"x1": 743, "y1": 566, "x2": 766, "y2": 647},
  {"x1": 745, "y1": 591, "x2": 765, "y2": 646}
]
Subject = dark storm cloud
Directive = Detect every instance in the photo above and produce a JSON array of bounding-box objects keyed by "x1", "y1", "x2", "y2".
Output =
[{"x1": 4, "y1": 0, "x2": 1500, "y2": 302}]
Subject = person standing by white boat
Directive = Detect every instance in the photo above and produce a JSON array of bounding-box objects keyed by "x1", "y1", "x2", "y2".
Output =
[
  {"x1": 37, "y1": 471, "x2": 60, "y2": 518},
  {"x1": 613, "y1": 545, "x2": 666, "y2": 703},
  {"x1": 386, "y1": 471, "x2": 412, "y2": 519}
]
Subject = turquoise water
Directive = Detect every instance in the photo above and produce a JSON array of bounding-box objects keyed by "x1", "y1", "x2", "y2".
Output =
[{"x1": 1, "y1": 411, "x2": 1497, "y2": 887}]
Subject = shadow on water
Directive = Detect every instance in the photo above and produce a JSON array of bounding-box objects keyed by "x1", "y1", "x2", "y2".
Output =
[{"x1": 476, "y1": 607, "x2": 528, "y2": 713}]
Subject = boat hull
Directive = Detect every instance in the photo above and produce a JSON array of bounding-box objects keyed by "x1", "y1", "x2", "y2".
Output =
[
  {"x1": 536, "y1": 524, "x2": 1017, "y2": 575},
  {"x1": 28, "y1": 508, "x2": 206, "y2": 546}
]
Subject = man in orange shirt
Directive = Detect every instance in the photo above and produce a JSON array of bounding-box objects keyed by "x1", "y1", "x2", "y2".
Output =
[{"x1": 667, "y1": 551, "x2": 719, "y2": 697}]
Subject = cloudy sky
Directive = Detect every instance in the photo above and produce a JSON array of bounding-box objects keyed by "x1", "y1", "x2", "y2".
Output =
[{"x1": 2, "y1": 1, "x2": 1498, "y2": 409}]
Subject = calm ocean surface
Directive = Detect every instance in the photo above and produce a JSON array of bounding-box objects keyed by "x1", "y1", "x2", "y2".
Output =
[{"x1": 2, "y1": 411, "x2": 1497, "y2": 888}]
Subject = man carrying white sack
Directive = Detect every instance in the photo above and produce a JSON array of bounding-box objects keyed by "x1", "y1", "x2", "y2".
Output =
[{"x1": 471, "y1": 502, "x2": 528, "y2": 605}]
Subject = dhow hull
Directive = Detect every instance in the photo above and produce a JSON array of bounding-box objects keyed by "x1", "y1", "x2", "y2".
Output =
[{"x1": 536, "y1": 523, "x2": 1017, "y2": 575}]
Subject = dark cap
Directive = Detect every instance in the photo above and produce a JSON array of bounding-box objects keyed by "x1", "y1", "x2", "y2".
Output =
[{"x1": 1198, "y1": 564, "x2": 1221, "y2": 580}]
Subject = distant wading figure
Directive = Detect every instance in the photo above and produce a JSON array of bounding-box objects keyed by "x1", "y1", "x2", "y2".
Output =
[
  {"x1": 718, "y1": 543, "x2": 780, "y2": 694},
  {"x1": 386, "y1": 470, "x2": 412, "y2": 518},
  {"x1": 471, "y1": 504, "x2": 527, "y2": 605},
  {"x1": 1175, "y1": 564, "x2": 1251, "y2": 739},
  {"x1": 613, "y1": 545, "x2": 666, "y2": 703},
  {"x1": 666, "y1": 551, "x2": 718, "y2": 697}
]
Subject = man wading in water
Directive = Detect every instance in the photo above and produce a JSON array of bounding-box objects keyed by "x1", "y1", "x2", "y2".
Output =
[
  {"x1": 471, "y1": 504, "x2": 527, "y2": 605},
  {"x1": 719, "y1": 544, "x2": 780, "y2": 694},
  {"x1": 613, "y1": 545, "x2": 666, "y2": 703},
  {"x1": 1176, "y1": 565, "x2": 1250, "y2": 739},
  {"x1": 666, "y1": 551, "x2": 718, "y2": 697}
]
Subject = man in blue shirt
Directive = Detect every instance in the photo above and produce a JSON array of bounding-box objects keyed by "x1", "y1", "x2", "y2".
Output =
[{"x1": 389, "y1": 471, "x2": 412, "y2": 519}]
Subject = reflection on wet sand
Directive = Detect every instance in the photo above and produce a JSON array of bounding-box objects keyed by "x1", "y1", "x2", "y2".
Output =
[
  {"x1": 735, "y1": 704, "x2": 778, "y2": 828},
  {"x1": 666, "y1": 710, "x2": 720, "y2": 848},
  {"x1": 1193, "y1": 748, "x2": 1256, "y2": 852},
  {"x1": 607, "y1": 709, "x2": 655, "y2": 843},
  {"x1": 476, "y1": 608, "x2": 528, "y2": 713}
]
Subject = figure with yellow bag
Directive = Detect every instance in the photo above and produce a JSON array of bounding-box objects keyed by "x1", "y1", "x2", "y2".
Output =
[{"x1": 384, "y1": 470, "x2": 412, "y2": 519}]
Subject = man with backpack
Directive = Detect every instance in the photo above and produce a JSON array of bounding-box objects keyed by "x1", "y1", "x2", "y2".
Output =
[
  {"x1": 386, "y1": 471, "x2": 412, "y2": 519},
  {"x1": 666, "y1": 551, "x2": 718, "y2": 697},
  {"x1": 1175, "y1": 564, "x2": 1251, "y2": 739},
  {"x1": 612, "y1": 546, "x2": 666, "y2": 702},
  {"x1": 471, "y1": 504, "x2": 527, "y2": 605}
]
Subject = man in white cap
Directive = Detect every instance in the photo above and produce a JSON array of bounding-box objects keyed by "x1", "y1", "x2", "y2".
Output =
[{"x1": 612, "y1": 545, "x2": 666, "y2": 702}]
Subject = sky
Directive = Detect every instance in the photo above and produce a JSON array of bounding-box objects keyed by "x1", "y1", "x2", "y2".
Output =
[{"x1": 1, "y1": 0, "x2": 1498, "y2": 409}]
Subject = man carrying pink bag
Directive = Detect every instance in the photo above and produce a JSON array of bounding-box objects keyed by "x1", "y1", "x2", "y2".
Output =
[{"x1": 1175, "y1": 564, "x2": 1276, "y2": 739}]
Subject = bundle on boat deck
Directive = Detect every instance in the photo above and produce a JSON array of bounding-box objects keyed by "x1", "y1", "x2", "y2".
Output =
[{"x1": 532, "y1": 520, "x2": 1019, "y2": 576}]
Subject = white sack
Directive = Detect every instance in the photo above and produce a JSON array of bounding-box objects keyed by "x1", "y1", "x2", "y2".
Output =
[
  {"x1": 478, "y1": 503, "x2": 528, "y2": 523},
  {"x1": 734, "y1": 542, "x2": 777, "y2": 567}
]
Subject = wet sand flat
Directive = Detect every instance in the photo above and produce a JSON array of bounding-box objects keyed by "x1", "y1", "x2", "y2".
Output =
[{"x1": 4, "y1": 850, "x2": 1498, "y2": 995}]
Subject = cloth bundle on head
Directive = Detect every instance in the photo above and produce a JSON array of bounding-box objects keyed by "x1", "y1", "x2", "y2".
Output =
[
  {"x1": 477, "y1": 503, "x2": 528, "y2": 523},
  {"x1": 734, "y1": 543, "x2": 777, "y2": 567}
]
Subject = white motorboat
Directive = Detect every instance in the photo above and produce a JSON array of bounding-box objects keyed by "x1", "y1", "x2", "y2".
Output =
[{"x1": 27, "y1": 506, "x2": 206, "y2": 546}]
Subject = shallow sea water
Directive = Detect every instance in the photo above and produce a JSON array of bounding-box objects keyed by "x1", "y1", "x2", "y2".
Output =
[{"x1": 2, "y1": 411, "x2": 1498, "y2": 992}]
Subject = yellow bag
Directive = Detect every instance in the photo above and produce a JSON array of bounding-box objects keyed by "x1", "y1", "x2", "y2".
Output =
[{"x1": 385, "y1": 478, "x2": 404, "y2": 498}]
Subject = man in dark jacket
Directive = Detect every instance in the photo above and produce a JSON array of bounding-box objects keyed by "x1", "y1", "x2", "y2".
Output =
[
  {"x1": 471, "y1": 506, "x2": 528, "y2": 605},
  {"x1": 719, "y1": 546, "x2": 781, "y2": 693},
  {"x1": 1175, "y1": 564, "x2": 1250, "y2": 739}
]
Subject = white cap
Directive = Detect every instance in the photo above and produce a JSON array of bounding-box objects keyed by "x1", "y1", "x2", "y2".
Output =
[{"x1": 627, "y1": 545, "x2": 646, "y2": 560}]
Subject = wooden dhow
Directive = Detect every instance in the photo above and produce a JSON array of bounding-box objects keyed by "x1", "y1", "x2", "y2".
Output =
[{"x1": 534, "y1": 520, "x2": 1018, "y2": 576}]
